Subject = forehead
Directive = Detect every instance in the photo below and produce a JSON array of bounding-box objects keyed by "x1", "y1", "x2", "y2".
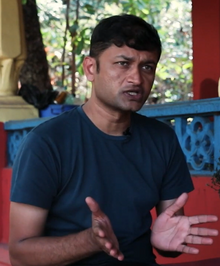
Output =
[{"x1": 99, "y1": 44, "x2": 159, "y2": 63}]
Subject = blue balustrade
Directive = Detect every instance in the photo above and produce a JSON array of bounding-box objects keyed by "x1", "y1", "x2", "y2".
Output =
[
  {"x1": 139, "y1": 97, "x2": 220, "y2": 176},
  {"x1": 3, "y1": 97, "x2": 220, "y2": 176},
  {"x1": 4, "y1": 117, "x2": 51, "y2": 167}
]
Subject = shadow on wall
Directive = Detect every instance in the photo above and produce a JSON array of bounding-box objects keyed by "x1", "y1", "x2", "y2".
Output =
[{"x1": 200, "y1": 78, "x2": 218, "y2": 99}]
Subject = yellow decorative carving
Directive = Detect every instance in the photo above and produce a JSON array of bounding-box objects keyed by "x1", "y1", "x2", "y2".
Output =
[{"x1": 0, "y1": 0, "x2": 27, "y2": 96}]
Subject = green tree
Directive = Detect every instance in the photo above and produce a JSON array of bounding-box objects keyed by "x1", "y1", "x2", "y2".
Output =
[{"x1": 23, "y1": 0, "x2": 192, "y2": 103}]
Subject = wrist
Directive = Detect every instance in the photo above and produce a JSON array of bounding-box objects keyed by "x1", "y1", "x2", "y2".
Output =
[{"x1": 87, "y1": 228, "x2": 101, "y2": 253}]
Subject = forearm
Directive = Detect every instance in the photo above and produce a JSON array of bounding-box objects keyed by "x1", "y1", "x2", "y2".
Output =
[{"x1": 9, "y1": 228, "x2": 100, "y2": 266}]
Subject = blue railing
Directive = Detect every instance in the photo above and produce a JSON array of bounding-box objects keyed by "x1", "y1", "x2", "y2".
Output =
[
  {"x1": 139, "y1": 97, "x2": 220, "y2": 176},
  {"x1": 4, "y1": 117, "x2": 51, "y2": 167},
  {"x1": 4, "y1": 98, "x2": 220, "y2": 176}
]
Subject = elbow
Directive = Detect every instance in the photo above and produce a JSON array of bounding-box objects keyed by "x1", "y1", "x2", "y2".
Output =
[
  {"x1": 9, "y1": 258, "x2": 23, "y2": 266},
  {"x1": 9, "y1": 244, "x2": 25, "y2": 266}
]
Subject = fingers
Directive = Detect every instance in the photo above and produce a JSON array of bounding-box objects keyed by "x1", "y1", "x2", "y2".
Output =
[
  {"x1": 106, "y1": 244, "x2": 124, "y2": 261},
  {"x1": 85, "y1": 197, "x2": 107, "y2": 237},
  {"x1": 176, "y1": 244, "x2": 199, "y2": 254},
  {"x1": 86, "y1": 197, "x2": 124, "y2": 261},
  {"x1": 85, "y1": 197, "x2": 100, "y2": 213},
  {"x1": 182, "y1": 226, "x2": 218, "y2": 249},
  {"x1": 190, "y1": 226, "x2": 219, "y2": 237},
  {"x1": 164, "y1": 193, "x2": 188, "y2": 217},
  {"x1": 189, "y1": 215, "x2": 218, "y2": 225},
  {"x1": 85, "y1": 197, "x2": 107, "y2": 220},
  {"x1": 185, "y1": 235, "x2": 214, "y2": 245},
  {"x1": 177, "y1": 234, "x2": 216, "y2": 254},
  {"x1": 97, "y1": 238, "x2": 124, "y2": 261}
]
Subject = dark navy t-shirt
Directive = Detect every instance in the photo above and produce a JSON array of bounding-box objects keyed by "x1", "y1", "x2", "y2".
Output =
[{"x1": 11, "y1": 106, "x2": 194, "y2": 265}]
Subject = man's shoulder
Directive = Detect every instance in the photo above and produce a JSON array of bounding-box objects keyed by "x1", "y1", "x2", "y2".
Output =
[
  {"x1": 133, "y1": 112, "x2": 174, "y2": 133},
  {"x1": 20, "y1": 106, "x2": 81, "y2": 150},
  {"x1": 33, "y1": 106, "x2": 80, "y2": 135}
]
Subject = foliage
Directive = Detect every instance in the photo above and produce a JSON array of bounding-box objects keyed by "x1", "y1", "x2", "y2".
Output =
[
  {"x1": 208, "y1": 157, "x2": 220, "y2": 197},
  {"x1": 36, "y1": 0, "x2": 192, "y2": 103}
]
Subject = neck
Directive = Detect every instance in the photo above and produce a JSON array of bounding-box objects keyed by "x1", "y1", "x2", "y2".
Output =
[{"x1": 82, "y1": 100, "x2": 131, "y2": 136}]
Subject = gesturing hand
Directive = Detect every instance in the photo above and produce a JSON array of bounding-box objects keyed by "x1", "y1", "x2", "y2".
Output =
[
  {"x1": 151, "y1": 193, "x2": 218, "y2": 254},
  {"x1": 85, "y1": 197, "x2": 124, "y2": 261}
]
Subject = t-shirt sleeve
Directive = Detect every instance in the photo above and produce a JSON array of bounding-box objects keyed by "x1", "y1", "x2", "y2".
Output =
[
  {"x1": 160, "y1": 130, "x2": 194, "y2": 200},
  {"x1": 10, "y1": 131, "x2": 60, "y2": 209}
]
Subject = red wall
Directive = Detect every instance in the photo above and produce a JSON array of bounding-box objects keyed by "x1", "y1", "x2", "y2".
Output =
[
  {"x1": 192, "y1": 0, "x2": 220, "y2": 99},
  {"x1": 0, "y1": 123, "x2": 7, "y2": 243},
  {"x1": 0, "y1": 123, "x2": 11, "y2": 265},
  {"x1": 0, "y1": 168, "x2": 12, "y2": 244}
]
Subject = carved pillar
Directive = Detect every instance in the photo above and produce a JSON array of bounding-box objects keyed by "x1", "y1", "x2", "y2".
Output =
[
  {"x1": 0, "y1": 0, "x2": 38, "y2": 122},
  {"x1": 0, "y1": 0, "x2": 26, "y2": 96}
]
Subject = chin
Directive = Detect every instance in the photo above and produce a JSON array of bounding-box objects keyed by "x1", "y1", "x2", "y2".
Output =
[
  {"x1": 122, "y1": 106, "x2": 142, "y2": 112},
  {"x1": 116, "y1": 101, "x2": 144, "y2": 112},
  {"x1": 129, "y1": 104, "x2": 144, "y2": 112}
]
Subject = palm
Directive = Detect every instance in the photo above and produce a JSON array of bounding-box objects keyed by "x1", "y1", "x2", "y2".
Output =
[
  {"x1": 151, "y1": 193, "x2": 218, "y2": 254},
  {"x1": 152, "y1": 212, "x2": 190, "y2": 251}
]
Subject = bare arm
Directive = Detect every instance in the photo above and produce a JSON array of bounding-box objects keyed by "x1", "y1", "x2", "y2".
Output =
[
  {"x1": 9, "y1": 202, "x2": 101, "y2": 266},
  {"x1": 9, "y1": 199, "x2": 123, "y2": 266}
]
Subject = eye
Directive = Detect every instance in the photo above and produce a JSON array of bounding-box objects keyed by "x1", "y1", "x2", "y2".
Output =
[
  {"x1": 116, "y1": 61, "x2": 129, "y2": 67},
  {"x1": 142, "y1": 65, "x2": 154, "y2": 71}
]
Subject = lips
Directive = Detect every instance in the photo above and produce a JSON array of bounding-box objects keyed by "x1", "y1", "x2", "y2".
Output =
[
  {"x1": 124, "y1": 90, "x2": 143, "y2": 101},
  {"x1": 127, "y1": 92, "x2": 138, "y2": 96}
]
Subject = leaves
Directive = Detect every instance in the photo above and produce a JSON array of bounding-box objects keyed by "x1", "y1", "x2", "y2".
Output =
[
  {"x1": 83, "y1": 4, "x2": 96, "y2": 14},
  {"x1": 37, "y1": 0, "x2": 192, "y2": 102}
]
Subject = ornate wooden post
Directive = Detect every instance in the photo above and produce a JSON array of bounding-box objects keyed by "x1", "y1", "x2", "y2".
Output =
[
  {"x1": 0, "y1": 0, "x2": 26, "y2": 96},
  {"x1": 0, "y1": 0, "x2": 38, "y2": 122}
]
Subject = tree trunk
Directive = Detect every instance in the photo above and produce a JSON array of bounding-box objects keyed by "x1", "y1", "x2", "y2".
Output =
[{"x1": 19, "y1": 0, "x2": 52, "y2": 91}]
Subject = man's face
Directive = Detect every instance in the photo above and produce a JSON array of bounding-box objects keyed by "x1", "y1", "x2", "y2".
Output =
[{"x1": 84, "y1": 45, "x2": 159, "y2": 113}]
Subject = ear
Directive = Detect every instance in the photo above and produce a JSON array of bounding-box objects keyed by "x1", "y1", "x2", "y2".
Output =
[{"x1": 83, "y1": 56, "x2": 96, "y2": 82}]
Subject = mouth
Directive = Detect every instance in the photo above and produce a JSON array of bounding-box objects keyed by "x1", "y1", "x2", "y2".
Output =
[
  {"x1": 127, "y1": 92, "x2": 138, "y2": 96},
  {"x1": 124, "y1": 90, "x2": 143, "y2": 101}
]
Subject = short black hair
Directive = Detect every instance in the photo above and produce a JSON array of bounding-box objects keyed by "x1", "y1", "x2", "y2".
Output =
[{"x1": 89, "y1": 14, "x2": 162, "y2": 61}]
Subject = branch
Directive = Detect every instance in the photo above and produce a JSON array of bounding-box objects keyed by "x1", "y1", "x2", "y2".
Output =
[{"x1": 61, "y1": 0, "x2": 70, "y2": 87}]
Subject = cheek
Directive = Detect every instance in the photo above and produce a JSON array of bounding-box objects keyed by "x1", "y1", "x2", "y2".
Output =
[
  {"x1": 98, "y1": 67, "x2": 126, "y2": 87},
  {"x1": 108, "y1": 70, "x2": 122, "y2": 80},
  {"x1": 145, "y1": 75, "x2": 155, "y2": 87}
]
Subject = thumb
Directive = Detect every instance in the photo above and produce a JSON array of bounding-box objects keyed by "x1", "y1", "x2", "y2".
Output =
[
  {"x1": 85, "y1": 197, "x2": 103, "y2": 217},
  {"x1": 164, "y1": 193, "x2": 188, "y2": 217}
]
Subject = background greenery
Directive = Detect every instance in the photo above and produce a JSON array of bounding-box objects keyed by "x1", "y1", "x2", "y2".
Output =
[{"x1": 22, "y1": 0, "x2": 192, "y2": 104}]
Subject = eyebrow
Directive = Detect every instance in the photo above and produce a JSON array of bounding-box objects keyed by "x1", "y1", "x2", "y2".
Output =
[{"x1": 115, "y1": 55, "x2": 157, "y2": 65}]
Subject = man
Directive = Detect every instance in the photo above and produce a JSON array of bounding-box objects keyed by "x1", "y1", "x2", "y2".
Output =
[{"x1": 9, "y1": 14, "x2": 218, "y2": 266}]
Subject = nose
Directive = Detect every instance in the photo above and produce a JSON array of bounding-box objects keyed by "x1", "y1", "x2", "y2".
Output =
[{"x1": 127, "y1": 67, "x2": 142, "y2": 85}]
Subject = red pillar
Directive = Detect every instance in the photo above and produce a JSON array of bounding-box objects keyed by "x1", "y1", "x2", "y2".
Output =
[
  {"x1": 0, "y1": 123, "x2": 11, "y2": 265},
  {"x1": 1, "y1": 168, "x2": 12, "y2": 244},
  {"x1": 0, "y1": 122, "x2": 7, "y2": 169},
  {"x1": 0, "y1": 122, "x2": 11, "y2": 245},
  {"x1": 192, "y1": 0, "x2": 220, "y2": 99},
  {"x1": 0, "y1": 122, "x2": 7, "y2": 243}
]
